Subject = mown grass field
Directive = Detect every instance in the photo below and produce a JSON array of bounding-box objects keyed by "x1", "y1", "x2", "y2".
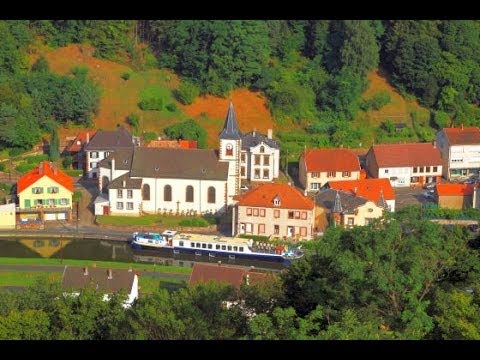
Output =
[
  {"x1": 0, "y1": 257, "x2": 192, "y2": 274},
  {"x1": 96, "y1": 214, "x2": 215, "y2": 227}
]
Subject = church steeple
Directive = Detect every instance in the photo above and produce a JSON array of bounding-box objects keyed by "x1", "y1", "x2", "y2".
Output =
[
  {"x1": 219, "y1": 101, "x2": 242, "y2": 140},
  {"x1": 333, "y1": 190, "x2": 343, "y2": 213},
  {"x1": 378, "y1": 189, "x2": 388, "y2": 210}
]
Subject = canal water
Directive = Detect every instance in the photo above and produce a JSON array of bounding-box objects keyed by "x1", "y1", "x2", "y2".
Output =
[{"x1": 0, "y1": 238, "x2": 287, "y2": 271}]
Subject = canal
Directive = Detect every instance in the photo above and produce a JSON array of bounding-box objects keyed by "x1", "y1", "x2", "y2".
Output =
[{"x1": 0, "y1": 238, "x2": 287, "y2": 271}]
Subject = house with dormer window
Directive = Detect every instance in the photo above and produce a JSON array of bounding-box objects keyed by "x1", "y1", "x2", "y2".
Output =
[{"x1": 233, "y1": 183, "x2": 315, "y2": 240}]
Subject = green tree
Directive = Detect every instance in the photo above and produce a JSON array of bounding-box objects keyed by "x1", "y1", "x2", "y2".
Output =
[
  {"x1": 49, "y1": 129, "x2": 60, "y2": 161},
  {"x1": 174, "y1": 80, "x2": 200, "y2": 105},
  {"x1": 31, "y1": 55, "x2": 50, "y2": 73},
  {"x1": 164, "y1": 119, "x2": 207, "y2": 149},
  {"x1": 0, "y1": 310, "x2": 50, "y2": 340}
]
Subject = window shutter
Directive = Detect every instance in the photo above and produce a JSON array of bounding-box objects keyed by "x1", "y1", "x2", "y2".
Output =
[
  {"x1": 32, "y1": 188, "x2": 36, "y2": 194},
  {"x1": 34, "y1": 199, "x2": 37, "y2": 205}
]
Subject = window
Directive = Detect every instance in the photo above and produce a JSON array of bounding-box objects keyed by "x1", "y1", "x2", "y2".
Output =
[
  {"x1": 127, "y1": 202, "x2": 134, "y2": 210},
  {"x1": 90, "y1": 162, "x2": 97, "y2": 169},
  {"x1": 196, "y1": 243, "x2": 201, "y2": 248},
  {"x1": 311, "y1": 183, "x2": 319, "y2": 190},
  {"x1": 365, "y1": 218, "x2": 374, "y2": 225},
  {"x1": 226, "y1": 144, "x2": 233, "y2": 156},
  {"x1": 241, "y1": 167, "x2": 246, "y2": 176},
  {"x1": 105, "y1": 152, "x2": 110, "y2": 158},
  {"x1": 221, "y1": 245, "x2": 226, "y2": 250},
  {"x1": 300, "y1": 227, "x2": 307, "y2": 236},
  {"x1": 260, "y1": 146, "x2": 265, "y2": 153},
  {"x1": 190, "y1": 242, "x2": 195, "y2": 248},
  {"x1": 186, "y1": 185, "x2": 194, "y2": 203},
  {"x1": 116, "y1": 202, "x2": 123, "y2": 210},
  {"x1": 347, "y1": 218, "x2": 354, "y2": 225},
  {"x1": 215, "y1": 245, "x2": 220, "y2": 250},
  {"x1": 208, "y1": 244, "x2": 212, "y2": 249},
  {"x1": 60, "y1": 198, "x2": 68, "y2": 206},
  {"x1": 239, "y1": 247, "x2": 244, "y2": 252},
  {"x1": 48, "y1": 199, "x2": 55, "y2": 206},
  {"x1": 258, "y1": 224, "x2": 265, "y2": 233},
  {"x1": 426, "y1": 166, "x2": 430, "y2": 173},
  {"x1": 411, "y1": 176, "x2": 419, "y2": 183},
  {"x1": 419, "y1": 167, "x2": 424, "y2": 173},
  {"x1": 288, "y1": 211, "x2": 294, "y2": 219},
  {"x1": 413, "y1": 167, "x2": 417, "y2": 173},
  {"x1": 253, "y1": 208, "x2": 259, "y2": 216},
  {"x1": 202, "y1": 243, "x2": 206, "y2": 249},
  {"x1": 35, "y1": 199, "x2": 44, "y2": 206},
  {"x1": 117, "y1": 189, "x2": 123, "y2": 199},
  {"x1": 247, "y1": 208, "x2": 252, "y2": 216},
  {"x1": 47, "y1": 187, "x2": 59, "y2": 194},
  {"x1": 241, "y1": 153, "x2": 246, "y2": 163},
  {"x1": 260, "y1": 208, "x2": 265, "y2": 217},
  {"x1": 127, "y1": 190, "x2": 133, "y2": 199},
  {"x1": 327, "y1": 171, "x2": 335, "y2": 177},
  {"x1": 233, "y1": 246, "x2": 238, "y2": 251},
  {"x1": 254, "y1": 169, "x2": 260, "y2": 179},
  {"x1": 385, "y1": 169, "x2": 389, "y2": 174},
  {"x1": 254, "y1": 155, "x2": 261, "y2": 165},
  {"x1": 32, "y1": 187, "x2": 43, "y2": 194},
  {"x1": 342, "y1": 171, "x2": 351, "y2": 177},
  {"x1": 90, "y1": 152, "x2": 98, "y2": 159},
  {"x1": 274, "y1": 225, "x2": 280, "y2": 234},
  {"x1": 312, "y1": 172, "x2": 319, "y2": 178},
  {"x1": 227, "y1": 246, "x2": 232, "y2": 251},
  {"x1": 293, "y1": 211, "x2": 299, "y2": 219},
  {"x1": 368, "y1": 208, "x2": 373, "y2": 213},
  {"x1": 263, "y1": 169, "x2": 269, "y2": 179},
  {"x1": 274, "y1": 198, "x2": 280, "y2": 206},
  {"x1": 208, "y1": 187, "x2": 216, "y2": 203},
  {"x1": 142, "y1": 184, "x2": 150, "y2": 201},
  {"x1": 164, "y1": 185, "x2": 172, "y2": 202},
  {"x1": 179, "y1": 241, "x2": 184, "y2": 247},
  {"x1": 301, "y1": 211, "x2": 307, "y2": 220},
  {"x1": 263, "y1": 155, "x2": 269, "y2": 165},
  {"x1": 274, "y1": 209, "x2": 280, "y2": 218},
  {"x1": 433, "y1": 166, "x2": 438, "y2": 172}
]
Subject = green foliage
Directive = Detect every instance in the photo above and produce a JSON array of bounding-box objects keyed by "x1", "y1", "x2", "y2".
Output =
[
  {"x1": 138, "y1": 85, "x2": 164, "y2": 111},
  {"x1": 49, "y1": 129, "x2": 60, "y2": 161},
  {"x1": 166, "y1": 103, "x2": 177, "y2": 112},
  {"x1": 126, "y1": 113, "x2": 140, "y2": 134},
  {"x1": 120, "y1": 72, "x2": 131, "y2": 81},
  {"x1": 25, "y1": 154, "x2": 49, "y2": 164},
  {"x1": 433, "y1": 111, "x2": 450, "y2": 129},
  {"x1": 164, "y1": 119, "x2": 207, "y2": 149},
  {"x1": 31, "y1": 55, "x2": 50, "y2": 73},
  {"x1": 0, "y1": 163, "x2": 5, "y2": 172},
  {"x1": 62, "y1": 155, "x2": 73, "y2": 168},
  {"x1": 143, "y1": 131, "x2": 158, "y2": 142},
  {"x1": 15, "y1": 162, "x2": 36, "y2": 174},
  {"x1": 360, "y1": 91, "x2": 391, "y2": 111},
  {"x1": 173, "y1": 80, "x2": 200, "y2": 105},
  {"x1": 70, "y1": 65, "x2": 89, "y2": 78},
  {"x1": 73, "y1": 190, "x2": 83, "y2": 203},
  {"x1": 177, "y1": 218, "x2": 210, "y2": 227}
]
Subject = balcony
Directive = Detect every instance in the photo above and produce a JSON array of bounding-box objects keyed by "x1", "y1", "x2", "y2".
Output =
[{"x1": 16, "y1": 206, "x2": 71, "y2": 213}]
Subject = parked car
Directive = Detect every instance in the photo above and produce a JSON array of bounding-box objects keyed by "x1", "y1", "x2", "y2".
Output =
[
  {"x1": 424, "y1": 182, "x2": 436, "y2": 190},
  {"x1": 422, "y1": 191, "x2": 435, "y2": 200},
  {"x1": 240, "y1": 185, "x2": 249, "y2": 191},
  {"x1": 463, "y1": 178, "x2": 476, "y2": 184}
]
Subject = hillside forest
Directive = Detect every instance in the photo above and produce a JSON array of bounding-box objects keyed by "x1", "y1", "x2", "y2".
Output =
[{"x1": 1, "y1": 20, "x2": 480, "y2": 160}]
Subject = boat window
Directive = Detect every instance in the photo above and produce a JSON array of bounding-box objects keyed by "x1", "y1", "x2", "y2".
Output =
[
  {"x1": 202, "y1": 243, "x2": 206, "y2": 249},
  {"x1": 196, "y1": 243, "x2": 201, "y2": 248},
  {"x1": 148, "y1": 240, "x2": 153, "y2": 244},
  {"x1": 233, "y1": 246, "x2": 238, "y2": 251},
  {"x1": 216, "y1": 245, "x2": 220, "y2": 250},
  {"x1": 239, "y1": 247, "x2": 244, "y2": 252},
  {"x1": 208, "y1": 244, "x2": 212, "y2": 249},
  {"x1": 227, "y1": 246, "x2": 232, "y2": 251},
  {"x1": 179, "y1": 241, "x2": 184, "y2": 247},
  {"x1": 190, "y1": 242, "x2": 195, "y2": 247},
  {"x1": 221, "y1": 245, "x2": 226, "y2": 250}
]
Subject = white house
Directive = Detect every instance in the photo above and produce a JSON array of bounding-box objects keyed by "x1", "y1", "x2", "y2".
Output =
[
  {"x1": 84, "y1": 127, "x2": 134, "y2": 180},
  {"x1": 365, "y1": 143, "x2": 443, "y2": 187},
  {"x1": 0, "y1": 203, "x2": 16, "y2": 229},
  {"x1": 436, "y1": 126, "x2": 480, "y2": 180},
  {"x1": 240, "y1": 130, "x2": 280, "y2": 182},
  {"x1": 61, "y1": 266, "x2": 139, "y2": 308}
]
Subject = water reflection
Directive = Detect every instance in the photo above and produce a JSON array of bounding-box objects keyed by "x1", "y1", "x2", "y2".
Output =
[{"x1": 0, "y1": 238, "x2": 286, "y2": 271}]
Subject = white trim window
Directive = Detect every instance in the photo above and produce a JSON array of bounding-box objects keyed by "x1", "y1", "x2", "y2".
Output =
[{"x1": 116, "y1": 202, "x2": 124, "y2": 210}]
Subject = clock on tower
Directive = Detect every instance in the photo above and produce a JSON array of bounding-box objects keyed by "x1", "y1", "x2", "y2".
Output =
[{"x1": 226, "y1": 143, "x2": 233, "y2": 156}]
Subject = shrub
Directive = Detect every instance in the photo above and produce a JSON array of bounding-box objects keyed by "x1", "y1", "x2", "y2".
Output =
[
  {"x1": 143, "y1": 131, "x2": 158, "y2": 142},
  {"x1": 433, "y1": 111, "x2": 450, "y2": 129},
  {"x1": 361, "y1": 91, "x2": 391, "y2": 111},
  {"x1": 164, "y1": 119, "x2": 208, "y2": 149},
  {"x1": 26, "y1": 154, "x2": 49, "y2": 164},
  {"x1": 8, "y1": 148, "x2": 25, "y2": 157},
  {"x1": 15, "y1": 162, "x2": 36, "y2": 174},
  {"x1": 0, "y1": 163, "x2": 5, "y2": 172},
  {"x1": 62, "y1": 155, "x2": 73, "y2": 169},
  {"x1": 166, "y1": 103, "x2": 177, "y2": 112},
  {"x1": 178, "y1": 218, "x2": 209, "y2": 227},
  {"x1": 120, "y1": 72, "x2": 131, "y2": 81},
  {"x1": 70, "y1": 65, "x2": 89, "y2": 78},
  {"x1": 138, "y1": 85, "x2": 164, "y2": 111},
  {"x1": 174, "y1": 80, "x2": 200, "y2": 105},
  {"x1": 31, "y1": 55, "x2": 50, "y2": 73},
  {"x1": 126, "y1": 113, "x2": 140, "y2": 129}
]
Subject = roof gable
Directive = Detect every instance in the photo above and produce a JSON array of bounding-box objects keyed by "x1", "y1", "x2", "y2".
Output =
[
  {"x1": 436, "y1": 183, "x2": 474, "y2": 196},
  {"x1": 219, "y1": 101, "x2": 242, "y2": 140},
  {"x1": 237, "y1": 183, "x2": 314, "y2": 210},
  {"x1": 62, "y1": 266, "x2": 136, "y2": 294},
  {"x1": 370, "y1": 143, "x2": 442, "y2": 168},
  {"x1": 442, "y1": 127, "x2": 480, "y2": 145},
  {"x1": 68, "y1": 130, "x2": 97, "y2": 153},
  {"x1": 315, "y1": 189, "x2": 370, "y2": 214},
  {"x1": 84, "y1": 128, "x2": 133, "y2": 151},
  {"x1": 18, "y1": 161, "x2": 74, "y2": 194},
  {"x1": 328, "y1": 178, "x2": 395, "y2": 203}
]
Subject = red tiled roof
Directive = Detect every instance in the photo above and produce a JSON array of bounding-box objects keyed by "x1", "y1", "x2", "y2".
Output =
[
  {"x1": 302, "y1": 149, "x2": 360, "y2": 172},
  {"x1": 328, "y1": 178, "x2": 395, "y2": 203},
  {"x1": 236, "y1": 183, "x2": 314, "y2": 210},
  {"x1": 436, "y1": 183, "x2": 474, "y2": 196},
  {"x1": 189, "y1": 263, "x2": 270, "y2": 290},
  {"x1": 443, "y1": 127, "x2": 480, "y2": 145},
  {"x1": 370, "y1": 143, "x2": 442, "y2": 168},
  {"x1": 17, "y1": 161, "x2": 74, "y2": 194},
  {"x1": 68, "y1": 130, "x2": 97, "y2": 153}
]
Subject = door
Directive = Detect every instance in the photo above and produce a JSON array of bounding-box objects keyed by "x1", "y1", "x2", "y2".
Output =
[
  {"x1": 287, "y1": 226, "x2": 294, "y2": 237},
  {"x1": 24, "y1": 199, "x2": 31, "y2": 209},
  {"x1": 103, "y1": 206, "x2": 109, "y2": 215},
  {"x1": 239, "y1": 223, "x2": 245, "y2": 234},
  {"x1": 56, "y1": 213, "x2": 66, "y2": 220},
  {"x1": 44, "y1": 213, "x2": 56, "y2": 221}
]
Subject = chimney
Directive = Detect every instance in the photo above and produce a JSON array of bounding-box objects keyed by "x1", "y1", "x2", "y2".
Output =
[
  {"x1": 218, "y1": 261, "x2": 222, "y2": 267},
  {"x1": 433, "y1": 140, "x2": 437, "y2": 149},
  {"x1": 304, "y1": 189, "x2": 307, "y2": 196},
  {"x1": 86, "y1": 132, "x2": 90, "y2": 144},
  {"x1": 122, "y1": 180, "x2": 126, "y2": 188},
  {"x1": 288, "y1": 182, "x2": 291, "y2": 186},
  {"x1": 39, "y1": 162, "x2": 44, "y2": 175},
  {"x1": 54, "y1": 165, "x2": 58, "y2": 175},
  {"x1": 128, "y1": 268, "x2": 132, "y2": 272},
  {"x1": 83, "y1": 267, "x2": 88, "y2": 276},
  {"x1": 253, "y1": 128, "x2": 256, "y2": 137},
  {"x1": 111, "y1": 157, "x2": 115, "y2": 180},
  {"x1": 267, "y1": 129, "x2": 273, "y2": 139},
  {"x1": 107, "y1": 269, "x2": 113, "y2": 280},
  {"x1": 462, "y1": 123, "x2": 464, "y2": 130},
  {"x1": 354, "y1": 187, "x2": 357, "y2": 194}
]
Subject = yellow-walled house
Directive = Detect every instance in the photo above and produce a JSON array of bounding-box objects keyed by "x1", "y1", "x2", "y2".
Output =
[
  {"x1": 17, "y1": 161, "x2": 74, "y2": 222},
  {"x1": 0, "y1": 203, "x2": 15, "y2": 229}
]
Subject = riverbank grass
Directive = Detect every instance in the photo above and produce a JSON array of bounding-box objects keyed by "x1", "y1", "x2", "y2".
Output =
[
  {"x1": 0, "y1": 271, "x2": 60, "y2": 286},
  {"x1": 96, "y1": 214, "x2": 217, "y2": 227},
  {"x1": 0, "y1": 257, "x2": 192, "y2": 274}
]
